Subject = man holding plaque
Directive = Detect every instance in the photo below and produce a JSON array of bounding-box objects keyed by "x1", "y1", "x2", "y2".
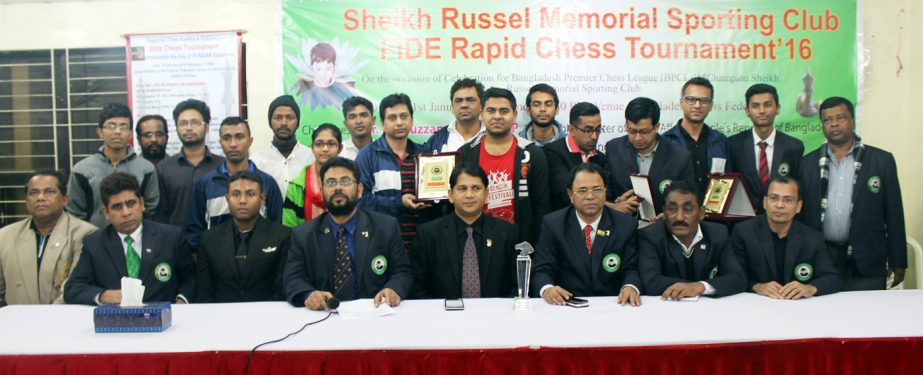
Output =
[
  {"x1": 544, "y1": 102, "x2": 611, "y2": 211},
  {"x1": 423, "y1": 78, "x2": 486, "y2": 154},
  {"x1": 458, "y1": 88, "x2": 550, "y2": 245},
  {"x1": 662, "y1": 77, "x2": 729, "y2": 194},
  {"x1": 604, "y1": 97, "x2": 693, "y2": 216},
  {"x1": 411, "y1": 164, "x2": 518, "y2": 299},
  {"x1": 727, "y1": 83, "x2": 804, "y2": 214},
  {"x1": 732, "y1": 177, "x2": 839, "y2": 299},
  {"x1": 800, "y1": 97, "x2": 905, "y2": 291}
]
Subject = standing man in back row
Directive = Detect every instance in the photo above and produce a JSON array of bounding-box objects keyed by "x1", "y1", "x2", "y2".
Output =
[
  {"x1": 662, "y1": 77, "x2": 728, "y2": 194},
  {"x1": 423, "y1": 78, "x2": 486, "y2": 154},
  {"x1": 252, "y1": 95, "x2": 315, "y2": 197},
  {"x1": 519, "y1": 83, "x2": 565, "y2": 147}
]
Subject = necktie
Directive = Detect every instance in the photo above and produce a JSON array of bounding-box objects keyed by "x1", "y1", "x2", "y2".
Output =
[
  {"x1": 125, "y1": 236, "x2": 140, "y2": 279},
  {"x1": 758, "y1": 141, "x2": 769, "y2": 188},
  {"x1": 332, "y1": 226, "x2": 353, "y2": 297},
  {"x1": 583, "y1": 225, "x2": 593, "y2": 255},
  {"x1": 462, "y1": 227, "x2": 481, "y2": 298},
  {"x1": 235, "y1": 231, "x2": 251, "y2": 274}
]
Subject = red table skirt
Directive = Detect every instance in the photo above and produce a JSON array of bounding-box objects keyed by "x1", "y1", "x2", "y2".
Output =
[{"x1": 2, "y1": 337, "x2": 922, "y2": 375}]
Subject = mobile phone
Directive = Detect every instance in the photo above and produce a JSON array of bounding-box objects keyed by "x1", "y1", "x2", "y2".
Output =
[
  {"x1": 565, "y1": 297, "x2": 589, "y2": 308},
  {"x1": 444, "y1": 299, "x2": 464, "y2": 311}
]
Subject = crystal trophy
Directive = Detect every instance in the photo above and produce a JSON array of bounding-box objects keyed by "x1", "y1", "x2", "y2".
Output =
[{"x1": 514, "y1": 242, "x2": 534, "y2": 311}]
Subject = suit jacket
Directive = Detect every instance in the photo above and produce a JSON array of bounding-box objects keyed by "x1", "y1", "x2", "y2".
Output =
[
  {"x1": 0, "y1": 213, "x2": 97, "y2": 305},
  {"x1": 638, "y1": 221, "x2": 745, "y2": 297},
  {"x1": 411, "y1": 213, "x2": 518, "y2": 299},
  {"x1": 544, "y1": 136, "x2": 610, "y2": 211},
  {"x1": 63, "y1": 220, "x2": 195, "y2": 305},
  {"x1": 531, "y1": 207, "x2": 640, "y2": 297},
  {"x1": 284, "y1": 209, "x2": 413, "y2": 306},
  {"x1": 727, "y1": 129, "x2": 804, "y2": 213},
  {"x1": 731, "y1": 215, "x2": 839, "y2": 295},
  {"x1": 195, "y1": 217, "x2": 291, "y2": 302},
  {"x1": 604, "y1": 135, "x2": 693, "y2": 213},
  {"x1": 799, "y1": 144, "x2": 906, "y2": 276}
]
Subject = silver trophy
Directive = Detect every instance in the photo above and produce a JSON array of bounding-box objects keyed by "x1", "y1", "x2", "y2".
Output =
[{"x1": 514, "y1": 242, "x2": 534, "y2": 311}]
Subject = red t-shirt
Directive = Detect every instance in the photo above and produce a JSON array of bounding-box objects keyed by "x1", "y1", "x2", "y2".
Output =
[{"x1": 479, "y1": 139, "x2": 517, "y2": 224}]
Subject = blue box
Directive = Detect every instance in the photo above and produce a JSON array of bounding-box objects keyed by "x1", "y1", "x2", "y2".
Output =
[{"x1": 93, "y1": 303, "x2": 172, "y2": 333}]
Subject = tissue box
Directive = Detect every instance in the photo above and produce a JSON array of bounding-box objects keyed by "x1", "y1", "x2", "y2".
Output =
[{"x1": 94, "y1": 303, "x2": 172, "y2": 333}]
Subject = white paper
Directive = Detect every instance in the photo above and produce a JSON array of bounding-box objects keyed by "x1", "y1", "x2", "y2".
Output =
[
  {"x1": 710, "y1": 158, "x2": 726, "y2": 173},
  {"x1": 336, "y1": 299, "x2": 395, "y2": 320},
  {"x1": 629, "y1": 175, "x2": 656, "y2": 222},
  {"x1": 120, "y1": 277, "x2": 145, "y2": 307}
]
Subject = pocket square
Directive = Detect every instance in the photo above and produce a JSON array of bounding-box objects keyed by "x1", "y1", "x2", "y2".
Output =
[{"x1": 261, "y1": 247, "x2": 277, "y2": 253}]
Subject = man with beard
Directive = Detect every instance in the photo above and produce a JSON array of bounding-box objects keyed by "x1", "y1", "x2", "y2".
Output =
[
  {"x1": 518, "y1": 83, "x2": 565, "y2": 146},
  {"x1": 662, "y1": 77, "x2": 729, "y2": 194},
  {"x1": 155, "y1": 99, "x2": 225, "y2": 227},
  {"x1": 195, "y1": 171, "x2": 291, "y2": 302},
  {"x1": 458, "y1": 87, "x2": 550, "y2": 245},
  {"x1": 252, "y1": 95, "x2": 314, "y2": 196},
  {"x1": 423, "y1": 78, "x2": 486, "y2": 153},
  {"x1": 638, "y1": 181, "x2": 745, "y2": 300},
  {"x1": 135, "y1": 114, "x2": 168, "y2": 166},
  {"x1": 284, "y1": 157, "x2": 412, "y2": 310},
  {"x1": 728, "y1": 84, "x2": 804, "y2": 213},
  {"x1": 186, "y1": 117, "x2": 283, "y2": 251},
  {"x1": 339, "y1": 96, "x2": 376, "y2": 160},
  {"x1": 732, "y1": 177, "x2": 839, "y2": 299},
  {"x1": 66, "y1": 103, "x2": 159, "y2": 228},
  {"x1": 800, "y1": 97, "x2": 906, "y2": 291}
]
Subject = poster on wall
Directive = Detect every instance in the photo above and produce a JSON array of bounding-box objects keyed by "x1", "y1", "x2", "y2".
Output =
[
  {"x1": 126, "y1": 31, "x2": 243, "y2": 157},
  {"x1": 282, "y1": 0, "x2": 858, "y2": 152}
]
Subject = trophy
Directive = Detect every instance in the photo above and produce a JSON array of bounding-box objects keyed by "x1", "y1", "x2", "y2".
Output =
[
  {"x1": 702, "y1": 173, "x2": 755, "y2": 222},
  {"x1": 514, "y1": 242, "x2": 534, "y2": 311},
  {"x1": 414, "y1": 152, "x2": 458, "y2": 203}
]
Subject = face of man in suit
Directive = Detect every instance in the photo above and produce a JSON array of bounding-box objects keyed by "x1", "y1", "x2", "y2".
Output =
[
  {"x1": 448, "y1": 172, "x2": 487, "y2": 221},
  {"x1": 25, "y1": 175, "x2": 68, "y2": 226},
  {"x1": 321, "y1": 166, "x2": 364, "y2": 218},
  {"x1": 567, "y1": 114, "x2": 602, "y2": 154},
  {"x1": 745, "y1": 93, "x2": 780, "y2": 131},
  {"x1": 227, "y1": 178, "x2": 265, "y2": 225},
  {"x1": 102, "y1": 190, "x2": 144, "y2": 235},
  {"x1": 763, "y1": 180, "x2": 802, "y2": 226},
  {"x1": 382, "y1": 103, "x2": 412, "y2": 142},
  {"x1": 220, "y1": 122, "x2": 253, "y2": 164},
  {"x1": 680, "y1": 84, "x2": 713, "y2": 125},
  {"x1": 663, "y1": 190, "x2": 704, "y2": 244},
  {"x1": 568, "y1": 170, "x2": 607, "y2": 221},
  {"x1": 626, "y1": 118, "x2": 660, "y2": 155},
  {"x1": 482, "y1": 97, "x2": 517, "y2": 137},
  {"x1": 820, "y1": 104, "x2": 856, "y2": 147}
]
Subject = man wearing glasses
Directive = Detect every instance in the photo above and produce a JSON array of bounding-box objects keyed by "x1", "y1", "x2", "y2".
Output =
[
  {"x1": 66, "y1": 103, "x2": 160, "y2": 228},
  {"x1": 284, "y1": 157, "x2": 412, "y2": 310},
  {"x1": 544, "y1": 102, "x2": 611, "y2": 211},
  {"x1": 155, "y1": 99, "x2": 225, "y2": 228},
  {"x1": 662, "y1": 77, "x2": 729, "y2": 194},
  {"x1": 135, "y1": 114, "x2": 168, "y2": 166}
]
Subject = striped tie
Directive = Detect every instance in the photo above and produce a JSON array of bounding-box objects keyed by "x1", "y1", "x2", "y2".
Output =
[
  {"x1": 125, "y1": 236, "x2": 140, "y2": 279},
  {"x1": 332, "y1": 227, "x2": 353, "y2": 297},
  {"x1": 461, "y1": 227, "x2": 481, "y2": 298},
  {"x1": 758, "y1": 141, "x2": 769, "y2": 188}
]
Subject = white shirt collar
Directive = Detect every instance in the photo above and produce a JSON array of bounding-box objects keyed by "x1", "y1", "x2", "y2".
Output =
[
  {"x1": 671, "y1": 224, "x2": 704, "y2": 254},
  {"x1": 576, "y1": 211, "x2": 603, "y2": 231},
  {"x1": 117, "y1": 223, "x2": 143, "y2": 255},
  {"x1": 751, "y1": 128, "x2": 777, "y2": 146}
]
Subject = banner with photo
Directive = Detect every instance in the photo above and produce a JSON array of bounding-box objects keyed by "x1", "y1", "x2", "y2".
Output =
[{"x1": 282, "y1": 0, "x2": 858, "y2": 151}]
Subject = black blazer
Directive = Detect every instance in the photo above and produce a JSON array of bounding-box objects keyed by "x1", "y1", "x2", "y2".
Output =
[
  {"x1": 195, "y1": 217, "x2": 291, "y2": 302},
  {"x1": 64, "y1": 220, "x2": 195, "y2": 305},
  {"x1": 799, "y1": 144, "x2": 906, "y2": 276},
  {"x1": 727, "y1": 129, "x2": 804, "y2": 213},
  {"x1": 411, "y1": 213, "x2": 518, "y2": 299},
  {"x1": 603, "y1": 135, "x2": 693, "y2": 212},
  {"x1": 544, "y1": 136, "x2": 610, "y2": 211},
  {"x1": 283, "y1": 209, "x2": 413, "y2": 306},
  {"x1": 731, "y1": 215, "x2": 839, "y2": 295},
  {"x1": 531, "y1": 207, "x2": 640, "y2": 297},
  {"x1": 638, "y1": 221, "x2": 745, "y2": 297}
]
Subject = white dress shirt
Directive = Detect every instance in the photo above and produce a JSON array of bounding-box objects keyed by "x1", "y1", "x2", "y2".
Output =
[
  {"x1": 251, "y1": 142, "x2": 314, "y2": 196},
  {"x1": 751, "y1": 128, "x2": 777, "y2": 171}
]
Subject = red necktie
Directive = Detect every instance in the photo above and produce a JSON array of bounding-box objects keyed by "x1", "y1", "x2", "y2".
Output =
[
  {"x1": 758, "y1": 141, "x2": 769, "y2": 188},
  {"x1": 583, "y1": 225, "x2": 593, "y2": 255}
]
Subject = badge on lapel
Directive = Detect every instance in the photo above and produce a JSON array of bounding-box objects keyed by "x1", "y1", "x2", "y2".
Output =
[
  {"x1": 261, "y1": 247, "x2": 277, "y2": 253},
  {"x1": 486, "y1": 239, "x2": 493, "y2": 248},
  {"x1": 362, "y1": 231, "x2": 369, "y2": 238},
  {"x1": 371, "y1": 255, "x2": 388, "y2": 275},
  {"x1": 794, "y1": 263, "x2": 813, "y2": 282},
  {"x1": 596, "y1": 229, "x2": 610, "y2": 237},
  {"x1": 154, "y1": 262, "x2": 172, "y2": 282},
  {"x1": 709, "y1": 266, "x2": 719, "y2": 279},
  {"x1": 777, "y1": 162, "x2": 790, "y2": 176},
  {"x1": 868, "y1": 176, "x2": 881, "y2": 193},
  {"x1": 659, "y1": 179, "x2": 673, "y2": 194},
  {"x1": 602, "y1": 253, "x2": 621, "y2": 273}
]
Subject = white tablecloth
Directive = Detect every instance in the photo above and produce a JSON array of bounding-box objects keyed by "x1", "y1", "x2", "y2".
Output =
[{"x1": 2, "y1": 290, "x2": 922, "y2": 355}]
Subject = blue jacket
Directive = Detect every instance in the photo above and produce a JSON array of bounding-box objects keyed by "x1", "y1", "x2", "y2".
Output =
[
  {"x1": 422, "y1": 126, "x2": 451, "y2": 154},
  {"x1": 185, "y1": 161, "x2": 282, "y2": 251},
  {"x1": 661, "y1": 120, "x2": 729, "y2": 171},
  {"x1": 356, "y1": 136, "x2": 423, "y2": 217}
]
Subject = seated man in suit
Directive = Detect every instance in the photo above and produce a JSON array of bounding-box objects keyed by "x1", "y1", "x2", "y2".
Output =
[
  {"x1": 544, "y1": 102, "x2": 611, "y2": 211},
  {"x1": 196, "y1": 171, "x2": 291, "y2": 302},
  {"x1": 638, "y1": 180, "x2": 745, "y2": 300},
  {"x1": 732, "y1": 177, "x2": 839, "y2": 299},
  {"x1": 284, "y1": 157, "x2": 413, "y2": 310},
  {"x1": 532, "y1": 163, "x2": 641, "y2": 306},
  {"x1": 605, "y1": 97, "x2": 693, "y2": 217},
  {"x1": 412, "y1": 163, "x2": 518, "y2": 299},
  {"x1": 64, "y1": 172, "x2": 194, "y2": 305}
]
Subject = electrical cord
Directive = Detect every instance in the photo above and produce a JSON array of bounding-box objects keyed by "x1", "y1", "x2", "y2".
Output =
[{"x1": 244, "y1": 311, "x2": 334, "y2": 375}]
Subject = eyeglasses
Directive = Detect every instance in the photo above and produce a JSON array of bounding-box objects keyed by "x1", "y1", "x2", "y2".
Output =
[
  {"x1": 573, "y1": 187, "x2": 605, "y2": 198},
  {"x1": 323, "y1": 177, "x2": 356, "y2": 188},
  {"x1": 142, "y1": 131, "x2": 166, "y2": 138},
  {"x1": 626, "y1": 128, "x2": 654, "y2": 136},
  {"x1": 573, "y1": 126, "x2": 602, "y2": 135},
  {"x1": 313, "y1": 141, "x2": 340, "y2": 149},
  {"x1": 177, "y1": 120, "x2": 204, "y2": 128},
  {"x1": 767, "y1": 195, "x2": 798, "y2": 205},
  {"x1": 682, "y1": 96, "x2": 713, "y2": 105},
  {"x1": 102, "y1": 123, "x2": 131, "y2": 131}
]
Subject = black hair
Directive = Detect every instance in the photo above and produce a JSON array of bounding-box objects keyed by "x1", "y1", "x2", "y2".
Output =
[
  {"x1": 25, "y1": 170, "x2": 66, "y2": 195},
  {"x1": 449, "y1": 163, "x2": 489, "y2": 189},
  {"x1": 98, "y1": 103, "x2": 132, "y2": 128},
  {"x1": 662, "y1": 180, "x2": 699, "y2": 205},
  {"x1": 135, "y1": 114, "x2": 168, "y2": 140},
  {"x1": 449, "y1": 78, "x2": 485, "y2": 103},
  {"x1": 99, "y1": 172, "x2": 141, "y2": 206},
  {"x1": 525, "y1": 83, "x2": 559, "y2": 108},
  {"x1": 768, "y1": 176, "x2": 802, "y2": 201},
  {"x1": 228, "y1": 170, "x2": 263, "y2": 191},
  {"x1": 172, "y1": 99, "x2": 211, "y2": 125},
  {"x1": 745, "y1": 83, "x2": 779, "y2": 106},
  {"x1": 566, "y1": 163, "x2": 608, "y2": 190},
  {"x1": 681, "y1": 76, "x2": 714, "y2": 98},
  {"x1": 818, "y1": 96, "x2": 855, "y2": 119},
  {"x1": 342, "y1": 96, "x2": 374, "y2": 119},
  {"x1": 379, "y1": 93, "x2": 414, "y2": 120},
  {"x1": 312, "y1": 123, "x2": 343, "y2": 144},
  {"x1": 569, "y1": 102, "x2": 601, "y2": 126},
  {"x1": 625, "y1": 97, "x2": 661, "y2": 125},
  {"x1": 220, "y1": 116, "x2": 250, "y2": 134},
  {"x1": 311, "y1": 43, "x2": 336, "y2": 64},
  {"x1": 319, "y1": 157, "x2": 360, "y2": 183},
  {"x1": 483, "y1": 87, "x2": 517, "y2": 109}
]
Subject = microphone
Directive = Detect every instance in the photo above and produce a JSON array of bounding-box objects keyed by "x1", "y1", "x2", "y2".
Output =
[{"x1": 327, "y1": 297, "x2": 340, "y2": 311}]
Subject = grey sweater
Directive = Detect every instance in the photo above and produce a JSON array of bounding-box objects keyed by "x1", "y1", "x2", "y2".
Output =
[{"x1": 65, "y1": 147, "x2": 159, "y2": 228}]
